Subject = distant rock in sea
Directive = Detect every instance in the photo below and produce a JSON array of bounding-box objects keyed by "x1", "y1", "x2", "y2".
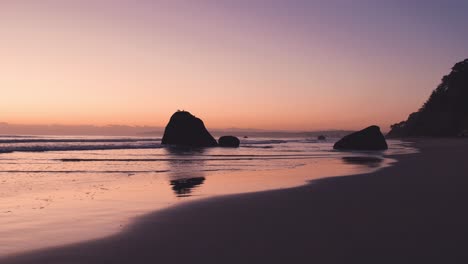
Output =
[
  {"x1": 333, "y1": 126, "x2": 388, "y2": 150},
  {"x1": 161, "y1": 111, "x2": 218, "y2": 147},
  {"x1": 317, "y1": 135, "x2": 326, "y2": 140},
  {"x1": 218, "y1": 136, "x2": 240, "y2": 148},
  {"x1": 388, "y1": 58, "x2": 468, "y2": 137}
]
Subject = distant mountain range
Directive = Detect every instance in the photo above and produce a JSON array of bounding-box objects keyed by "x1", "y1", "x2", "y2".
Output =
[
  {"x1": 0, "y1": 122, "x2": 353, "y2": 138},
  {"x1": 0, "y1": 123, "x2": 163, "y2": 136},
  {"x1": 209, "y1": 129, "x2": 354, "y2": 138}
]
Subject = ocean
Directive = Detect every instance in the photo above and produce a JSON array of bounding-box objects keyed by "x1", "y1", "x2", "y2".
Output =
[{"x1": 0, "y1": 135, "x2": 416, "y2": 256}]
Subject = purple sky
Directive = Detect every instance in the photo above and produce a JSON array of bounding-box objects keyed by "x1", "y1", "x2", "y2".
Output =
[{"x1": 0, "y1": 1, "x2": 467, "y2": 131}]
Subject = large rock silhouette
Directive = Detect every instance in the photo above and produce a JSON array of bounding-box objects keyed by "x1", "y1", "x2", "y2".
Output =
[
  {"x1": 161, "y1": 111, "x2": 218, "y2": 147},
  {"x1": 333, "y1": 126, "x2": 388, "y2": 150},
  {"x1": 218, "y1": 136, "x2": 240, "y2": 148}
]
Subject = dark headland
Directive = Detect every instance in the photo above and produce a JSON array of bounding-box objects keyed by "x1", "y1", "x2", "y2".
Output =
[{"x1": 388, "y1": 58, "x2": 468, "y2": 138}]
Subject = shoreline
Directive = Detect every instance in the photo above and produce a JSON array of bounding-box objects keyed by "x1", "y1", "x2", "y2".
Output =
[
  {"x1": 3, "y1": 139, "x2": 468, "y2": 263},
  {"x1": 0, "y1": 139, "x2": 404, "y2": 256}
]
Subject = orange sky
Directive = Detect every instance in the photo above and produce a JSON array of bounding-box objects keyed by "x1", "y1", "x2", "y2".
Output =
[{"x1": 0, "y1": 1, "x2": 467, "y2": 131}]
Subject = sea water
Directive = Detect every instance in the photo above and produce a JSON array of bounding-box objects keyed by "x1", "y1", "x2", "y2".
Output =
[{"x1": 0, "y1": 135, "x2": 416, "y2": 256}]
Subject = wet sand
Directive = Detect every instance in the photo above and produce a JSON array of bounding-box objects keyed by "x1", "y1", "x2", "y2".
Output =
[{"x1": 2, "y1": 139, "x2": 468, "y2": 263}]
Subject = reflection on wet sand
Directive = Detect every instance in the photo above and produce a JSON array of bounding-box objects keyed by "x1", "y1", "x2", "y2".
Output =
[
  {"x1": 164, "y1": 147, "x2": 207, "y2": 197},
  {"x1": 342, "y1": 156, "x2": 384, "y2": 168},
  {"x1": 170, "y1": 177, "x2": 206, "y2": 197}
]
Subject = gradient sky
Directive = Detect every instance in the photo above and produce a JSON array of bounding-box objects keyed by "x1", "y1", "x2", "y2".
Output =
[{"x1": 0, "y1": 0, "x2": 467, "y2": 131}]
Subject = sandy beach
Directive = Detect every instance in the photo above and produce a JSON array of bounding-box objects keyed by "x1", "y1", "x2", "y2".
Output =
[{"x1": 2, "y1": 138, "x2": 467, "y2": 263}]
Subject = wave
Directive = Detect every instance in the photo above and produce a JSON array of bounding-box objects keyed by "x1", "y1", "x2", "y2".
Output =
[
  {"x1": 0, "y1": 170, "x2": 170, "y2": 174},
  {"x1": 241, "y1": 145, "x2": 274, "y2": 149},
  {"x1": 59, "y1": 155, "x2": 319, "y2": 162},
  {"x1": 0, "y1": 143, "x2": 163, "y2": 153},
  {"x1": 241, "y1": 139, "x2": 288, "y2": 145},
  {"x1": 0, "y1": 135, "x2": 39, "y2": 138},
  {"x1": 240, "y1": 139, "x2": 328, "y2": 145},
  {"x1": 0, "y1": 138, "x2": 160, "y2": 144}
]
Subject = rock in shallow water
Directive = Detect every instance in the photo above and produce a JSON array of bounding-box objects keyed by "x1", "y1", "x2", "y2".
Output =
[
  {"x1": 333, "y1": 126, "x2": 388, "y2": 150},
  {"x1": 161, "y1": 111, "x2": 218, "y2": 147},
  {"x1": 218, "y1": 136, "x2": 240, "y2": 148},
  {"x1": 317, "y1": 135, "x2": 326, "y2": 140}
]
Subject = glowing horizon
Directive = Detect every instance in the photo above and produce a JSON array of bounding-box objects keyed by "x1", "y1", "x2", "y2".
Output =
[{"x1": 1, "y1": 1, "x2": 467, "y2": 132}]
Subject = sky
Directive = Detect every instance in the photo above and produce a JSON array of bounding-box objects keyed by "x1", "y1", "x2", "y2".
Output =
[{"x1": 0, "y1": 0, "x2": 467, "y2": 131}]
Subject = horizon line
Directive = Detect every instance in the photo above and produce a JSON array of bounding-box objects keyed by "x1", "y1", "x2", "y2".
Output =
[{"x1": 0, "y1": 122, "x2": 361, "y2": 134}]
